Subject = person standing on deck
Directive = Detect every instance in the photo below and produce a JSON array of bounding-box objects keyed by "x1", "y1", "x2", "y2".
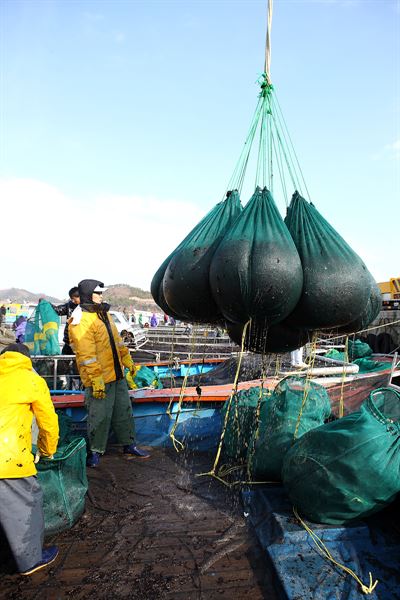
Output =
[
  {"x1": 290, "y1": 346, "x2": 307, "y2": 369},
  {"x1": 14, "y1": 315, "x2": 28, "y2": 343},
  {"x1": 68, "y1": 279, "x2": 150, "y2": 468},
  {"x1": 0, "y1": 343, "x2": 59, "y2": 575},
  {"x1": 52, "y1": 286, "x2": 80, "y2": 355}
]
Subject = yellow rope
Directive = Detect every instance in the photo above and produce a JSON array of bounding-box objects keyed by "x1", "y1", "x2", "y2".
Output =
[
  {"x1": 326, "y1": 318, "x2": 400, "y2": 343},
  {"x1": 338, "y1": 336, "x2": 349, "y2": 418},
  {"x1": 169, "y1": 325, "x2": 198, "y2": 451},
  {"x1": 166, "y1": 322, "x2": 178, "y2": 418},
  {"x1": 292, "y1": 333, "x2": 318, "y2": 440},
  {"x1": 246, "y1": 361, "x2": 270, "y2": 481},
  {"x1": 293, "y1": 507, "x2": 378, "y2": 594},
  {"x1": 196, "y1": 320, "x2": 250, "y2": 481}
]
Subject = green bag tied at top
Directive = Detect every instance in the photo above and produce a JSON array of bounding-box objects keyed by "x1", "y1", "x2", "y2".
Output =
[
  {"x1": 282, "y1": 387, "x2": 400, "y2": 524},
  {"x1": 221, "y1": 386, "x2": 268, "y2": 460},
  {"x1": 248, "y1": 376, "x2": 331, "y2": 481}
]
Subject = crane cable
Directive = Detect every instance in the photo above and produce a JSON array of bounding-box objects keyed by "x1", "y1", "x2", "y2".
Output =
[{"x1": 264, "y1": 0, "x2": 273, "y2": 84}]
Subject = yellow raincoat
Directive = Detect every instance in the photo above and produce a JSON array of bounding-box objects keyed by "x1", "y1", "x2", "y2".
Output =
[
  {"x1": 0, "y1": 351, "x2": 59, "y2": 479},
  {"x1": 69, "y1": 311, "x2": 131, "y2": 387}
]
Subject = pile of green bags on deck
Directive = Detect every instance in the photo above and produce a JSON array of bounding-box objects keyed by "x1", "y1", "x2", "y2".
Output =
[
  {"x1": 222, "y1": 377, "x2": 331, "y2": 479},
  {"x1": 222, "y1": 380, "x2": 400, "y2": 525},
  {"x1": 325, "y1": 339, "x2": 373, "y2": 361}
]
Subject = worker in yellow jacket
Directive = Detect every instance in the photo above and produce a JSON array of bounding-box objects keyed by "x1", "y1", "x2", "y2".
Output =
[
  {"x1": 0, "y1": 343, "x2": 59, "y2": 575},
  {"x1": 69, "y1": 279, "x2": 150, "y2": 467}
]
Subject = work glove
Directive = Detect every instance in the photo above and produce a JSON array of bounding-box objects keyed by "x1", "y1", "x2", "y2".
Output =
[
  {"x1": 34, "y1": 451, "x2": 54, "y2": 464},
  {"x1": 121, "y1": 355, "x2": 138, "y2": 378},
  {"x1": 92, "y1": 375, "x2": 106, "y2": 399}
]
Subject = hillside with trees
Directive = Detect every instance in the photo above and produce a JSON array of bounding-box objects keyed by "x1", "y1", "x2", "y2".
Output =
[{"x1": 0, "y1": 284, "x2": 160, "y2": 313}]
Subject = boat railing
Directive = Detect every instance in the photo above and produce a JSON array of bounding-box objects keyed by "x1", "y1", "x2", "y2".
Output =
[{"x1": 31, "y1": 355, "x2": 82, "y2": 393}]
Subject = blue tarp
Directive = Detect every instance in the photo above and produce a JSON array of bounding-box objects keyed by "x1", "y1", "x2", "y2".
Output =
[{"x1": 242, "y1": 486, "x2": 400, "y2": 600}]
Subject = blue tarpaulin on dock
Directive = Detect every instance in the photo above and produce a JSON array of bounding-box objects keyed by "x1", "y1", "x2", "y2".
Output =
[{"x1": 242, "y1": 486, "x2": 400, "y2": 600}]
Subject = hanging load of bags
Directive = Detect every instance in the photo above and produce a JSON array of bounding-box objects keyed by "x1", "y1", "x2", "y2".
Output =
[
  {"x1": 282, "y1": 387, "x2": 400, "y2": 524},
  {"x1": 210, "y1": 187, "x2": 303, "y2": 326},
  {"x1": 226, "y1": 318, "x2": 312, "y2": 354},
  {"x1": 221, "y1": 386, "x2": 268, "y2": 459},
  {"x1": 151, "y1": 191, "x2": 242, "y2": 323},
  {"x1": 284, "y1": 191, "x2": 373, "y2": 330},
  {"x1": 248, "y1": 376, "x2": 331, "y2": 481}
]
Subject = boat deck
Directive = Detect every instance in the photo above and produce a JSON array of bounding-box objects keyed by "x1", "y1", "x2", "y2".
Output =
[{"x1": 0, "y1": 447, "x2": 278, "y2": 600}]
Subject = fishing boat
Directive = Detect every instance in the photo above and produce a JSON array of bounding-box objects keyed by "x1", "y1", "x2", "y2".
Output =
[{"x1": 48, "y1": 350, "x2": 400, "y2": 449}]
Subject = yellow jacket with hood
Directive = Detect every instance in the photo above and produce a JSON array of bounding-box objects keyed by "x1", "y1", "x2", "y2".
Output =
[
  {"x1": 0, "y1": 351, "x2": 59, "y2": 479},
  {"x1": 69, "y1": 310, "x2": 131, "y2": 387}
]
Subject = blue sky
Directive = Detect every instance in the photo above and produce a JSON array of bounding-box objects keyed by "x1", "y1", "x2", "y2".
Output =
[{"x1": 1, "y1": 0, "x2": 399, "y2": 299}]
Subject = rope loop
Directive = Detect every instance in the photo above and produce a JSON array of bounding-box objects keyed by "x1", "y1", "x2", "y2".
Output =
[{"x1": 293, "y1": 507, "x2": 378, "y2": 595}]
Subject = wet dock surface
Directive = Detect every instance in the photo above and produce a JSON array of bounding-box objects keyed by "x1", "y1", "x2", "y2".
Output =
[{"x1": 1, "y1": 447, "x2": 277, "y2": 599}]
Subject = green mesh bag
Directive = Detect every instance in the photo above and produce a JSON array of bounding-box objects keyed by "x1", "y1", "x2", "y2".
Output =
[
  {"x1": 25, "y1": 300, "x2": 60, "y2": 356},
  {"x1": 347, "y1": 338, "x2": 373, "y2": 359},
  {"x1": 284, "y1": 192, "x2": 372, "y2": 330},
  {"x1": 221, "y1": 387, "x2": 268, "y2": 459},
  {"x1": 35, "y1": 436, "x2": 88, "y2": 536},
  {"x1": 150, "y1": 202, "x2": 224, "y2": 320},
  {"x1": 353, "y1": 358, "x2": 390, "y2": 373},
  {"x1": 210, "y1": 187, "x2": 303, "y2": 325},
  {"x1": 248, "y1": 376, "x2": 331, "y2": 481},
  {"x1": 154, "y1": 191, "x2": 242, "y2": 323},
  {"x1": 336, "y1": 281, "x2": 382, "y2": 335},
  {"x1": 282, "y1": 387, "x2": 400, "y2": 524}
]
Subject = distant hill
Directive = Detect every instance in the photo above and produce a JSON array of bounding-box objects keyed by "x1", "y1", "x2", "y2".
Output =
[
  {"x1": 105, "y1": 284, "x2": 159, "y2": 312},
  {"x1": 0, "y1": 288, "x2": 62, "y2": 303},
  {"x1": 0, "y1": 284, "x2": 160, "y2": 313}
]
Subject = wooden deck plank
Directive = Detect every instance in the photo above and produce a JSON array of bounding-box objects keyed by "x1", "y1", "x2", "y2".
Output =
[{"x1": 0, "y1": 447, "x2": 278, "y2": 600}]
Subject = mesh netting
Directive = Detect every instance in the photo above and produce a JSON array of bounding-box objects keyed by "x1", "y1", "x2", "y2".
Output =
[
  {"x1": 35, "y1": 413, "x2": 88, "y2": 535},
  {"x1": 282, "y1": 387, "x2": 400, "y2": 524},
  {"x1": 221, "y1": 386, "x2": 269, "y2": 460},
  {"x1": 248, "y1": 376, "x2": 331, "y2": 481}
]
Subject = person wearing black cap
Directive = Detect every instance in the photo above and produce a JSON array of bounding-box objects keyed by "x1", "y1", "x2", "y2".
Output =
[
  {"x1": 52, "y1": 286, "x2": 80, "y2": 355},
  {"x1": 0, "y1": 343, "x2": 59, "y2": 575},
  {"x1": 69, "y1": 279, "x2": 150, "y2": 467}
]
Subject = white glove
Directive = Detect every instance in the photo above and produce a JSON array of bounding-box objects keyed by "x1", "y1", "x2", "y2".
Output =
[{"x1": 34, "y1": 451, "x2": 54, "y2": 463}]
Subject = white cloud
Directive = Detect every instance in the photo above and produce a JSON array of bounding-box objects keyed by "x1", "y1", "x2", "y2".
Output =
[
  {"x1": 0, "y1": 178, "x2": 203, "y2": 299},
  {"x1": 371, "y1": 139, "x2": 400, "y2": 161},
  {"x1": 386, "y1": 139, "x2": 400, "y2": 159}
]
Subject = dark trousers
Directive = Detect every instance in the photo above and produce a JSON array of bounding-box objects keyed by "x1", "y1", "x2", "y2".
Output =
[
  {"x1": 0, "y1": 477, "x2": 44, "y2": 573},
  {"x1": 85, "y1": 379, "x2": 135, "y2": 454}
]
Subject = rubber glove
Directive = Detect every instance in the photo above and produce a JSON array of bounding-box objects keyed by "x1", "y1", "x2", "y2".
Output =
[
  {"x1": 34, "y1": 451, "x2": 54, "y2": 463},
  {"x1": 122, "y1": 355, "x2": 138, "y2": 378},
  {"x1": 92, "y1": 375, "x2": 106, "y2": 399},
  {"x1": 125, "y1": 370, "x2": 137, "y2": 390}
]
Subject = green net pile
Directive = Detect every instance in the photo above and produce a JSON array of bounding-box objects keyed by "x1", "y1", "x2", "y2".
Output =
[
  {"x1": 34, "y1": 413, "x2": 88, "y2": 536},
  {"x1": 221, "y1": 386, "x2": 269, "y2": 460},
  {"x1": 248, "y1": 376, "x2": 331, "y2": 481},
  {"x1": 282, "y1": 387, "x2": 400, "y2": 524}
]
